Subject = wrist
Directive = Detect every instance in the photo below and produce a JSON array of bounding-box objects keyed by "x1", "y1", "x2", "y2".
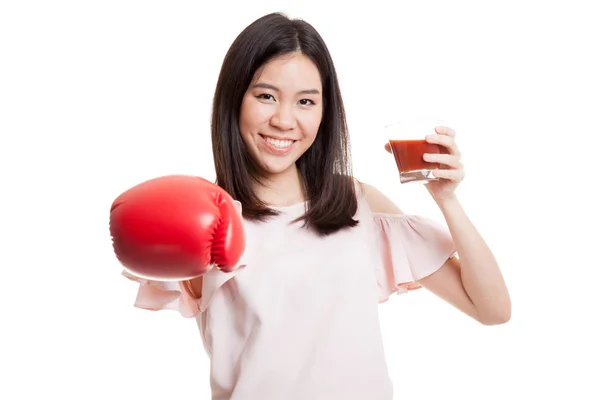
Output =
[
  {"x1": 181, "y1": 277, "x2": 203, "y2": 299},
  {"x1": 434, "y1": 193, "x2": 461, "y2": 212}
]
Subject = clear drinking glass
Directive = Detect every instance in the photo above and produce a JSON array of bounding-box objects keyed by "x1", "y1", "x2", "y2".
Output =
[{"x1": 384, "y1": 117, "x2": 447, "y2": 184}]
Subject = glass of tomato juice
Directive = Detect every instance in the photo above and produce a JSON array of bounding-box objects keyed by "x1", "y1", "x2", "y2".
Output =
[{"x1": 384, "y1": 117, "x2": 448, "y2": 184}]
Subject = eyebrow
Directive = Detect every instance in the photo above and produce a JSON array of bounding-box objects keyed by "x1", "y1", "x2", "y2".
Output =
[{"x1": 251, "y1": 83, "x2": 320, "y2": 95}]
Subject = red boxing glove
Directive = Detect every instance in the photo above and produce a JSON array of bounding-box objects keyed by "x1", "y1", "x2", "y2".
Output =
[{"x1": 109, "y1": 175, "x2": 245, "y2": 280}]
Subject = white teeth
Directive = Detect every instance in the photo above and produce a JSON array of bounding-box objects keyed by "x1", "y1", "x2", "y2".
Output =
[{"x1": 264, "y1": 137, "x2": 294, "y2": 149}]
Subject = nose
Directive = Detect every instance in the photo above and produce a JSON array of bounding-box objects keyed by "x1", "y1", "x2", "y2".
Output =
[{"x1": 270, "y1": 104, "x2": 297, "y2": 131}]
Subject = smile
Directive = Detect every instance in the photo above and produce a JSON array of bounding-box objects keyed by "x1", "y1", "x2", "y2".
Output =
[{"x1": 260, "y1": 135, "x2": 296, "y2": 152}]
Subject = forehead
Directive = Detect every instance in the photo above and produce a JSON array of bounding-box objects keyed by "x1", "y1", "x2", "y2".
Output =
[{"x1": 254, "y1": 53, "x2": 322, "y2": 90}]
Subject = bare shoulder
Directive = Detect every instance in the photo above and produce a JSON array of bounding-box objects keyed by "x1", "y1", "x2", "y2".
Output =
[{"x1": 357, "y1": 180, "x2": 404, "y2": 215}]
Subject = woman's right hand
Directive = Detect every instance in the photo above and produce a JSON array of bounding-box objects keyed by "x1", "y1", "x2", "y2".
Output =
[{"x1": 109, "y1": 175, "x2": 246, "y2": 281}]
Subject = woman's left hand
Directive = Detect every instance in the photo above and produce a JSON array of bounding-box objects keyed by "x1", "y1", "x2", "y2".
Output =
[
  {"x1": 384, "y1": 125, "x2": 465, "y2": 203},
  {"x1": 422, "y1": 125, "x2": 465, "y2": 203}
]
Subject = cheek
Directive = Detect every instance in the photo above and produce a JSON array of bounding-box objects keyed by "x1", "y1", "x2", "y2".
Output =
[
  {"x1": 238, "y1": 100, "x2": 253, "y2": 133},
  {"x1": 300, "y1": 110, "x2": 323, "y2": 140},
  {"x1": 240, "y1": 97, "x2": 270, "y2": 133}
]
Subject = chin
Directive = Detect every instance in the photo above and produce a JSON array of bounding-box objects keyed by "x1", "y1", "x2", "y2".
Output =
[{"x1": 258, "y1": 159, "x2": 297, "y2": 177}]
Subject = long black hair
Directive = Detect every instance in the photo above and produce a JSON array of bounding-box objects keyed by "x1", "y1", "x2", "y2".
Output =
[{"x1": 211, "y1": 12, "x2": 358, "y2": 236}]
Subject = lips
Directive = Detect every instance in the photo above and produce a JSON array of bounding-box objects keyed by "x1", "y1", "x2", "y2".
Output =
[{"x1": 259, "y1": 134, "x2": 296, "y2": 154}]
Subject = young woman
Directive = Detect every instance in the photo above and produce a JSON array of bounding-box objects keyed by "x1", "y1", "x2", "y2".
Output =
[{"x1": 121, "y1": 12, "x2": 511, "y2": 400}]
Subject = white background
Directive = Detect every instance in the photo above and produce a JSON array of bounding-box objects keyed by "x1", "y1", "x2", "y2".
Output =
[{"x1": 1, "y1": 0, "x2": 599, "y2": 399}]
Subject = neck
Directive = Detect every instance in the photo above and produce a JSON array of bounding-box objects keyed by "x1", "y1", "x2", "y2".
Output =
[{"x1": 252, "y1": 164, "x2": 306, "y2": 207}]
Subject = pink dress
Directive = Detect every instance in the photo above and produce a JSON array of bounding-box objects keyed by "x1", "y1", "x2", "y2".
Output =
[{"x1": 123, "y1": 183, "x2": 456, "y2": 399}]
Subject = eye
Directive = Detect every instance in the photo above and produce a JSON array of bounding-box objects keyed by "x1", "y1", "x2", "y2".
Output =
[
  {"x1": 299, "y1": 99, "x2": 316, "y2": 106},
  {"x1": 256, "y1": 93, "x2": 275, "y2": 101}
]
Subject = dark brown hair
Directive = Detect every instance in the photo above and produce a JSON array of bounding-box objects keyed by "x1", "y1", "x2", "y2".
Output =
[{"x1": 211, "y1": 12, "x2": 358, "y2": 236}]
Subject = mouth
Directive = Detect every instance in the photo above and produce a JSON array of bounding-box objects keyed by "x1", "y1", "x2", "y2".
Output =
[{"x1": 259, "y1": 134, "x2": 296, "y2": 153}]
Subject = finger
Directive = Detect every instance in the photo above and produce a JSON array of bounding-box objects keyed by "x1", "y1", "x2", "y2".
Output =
[
  {"x1": 433, "y1": 168, "x2": 465, "y2": 182},
  {"x1": 384, "y1": 142, "x2": 392, "y2": 153},
  {"x1": 426, "y1": 134, "x2": 461, "y2": 157},
  {"x1": 435, "y1": 126, "x2": 455, "y2": 137},
  {"x1": 426, "y1": 133, "x2": 454, "y2": 147},
  {"x1": 423, "y1": 153, "x2": 463, "y2": 169}
]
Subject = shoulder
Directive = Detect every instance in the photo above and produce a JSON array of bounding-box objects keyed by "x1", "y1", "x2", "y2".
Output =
[{"x1": 356, "y1": 180, "x2": 404, "y2": 215}]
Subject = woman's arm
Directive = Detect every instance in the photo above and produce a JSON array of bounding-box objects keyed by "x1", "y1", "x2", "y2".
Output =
[
  {"x1": 181, "y1": 276, "x2": 203, "y2": 299},
  {"x1": 361, "y1": 182, "x2": 511, "y2": 325},
  {"x1": 423, "y1": 196, "x2": 511, "y2": 325}
]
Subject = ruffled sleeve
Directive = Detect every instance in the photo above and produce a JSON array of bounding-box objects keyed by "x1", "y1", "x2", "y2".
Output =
[
  {"x1": 372, "y1": 213, "x2": 457, "y2": 303},
  {"x1": 122, "y1": 266, "x2": 242, "y2": 318},
  {"x1": 122, "y1": 271, "x2": 202, "y2": 318}
]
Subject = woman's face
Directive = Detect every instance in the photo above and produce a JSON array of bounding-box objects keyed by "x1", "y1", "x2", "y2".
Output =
[{"x1": 239, "y1": 52, "x2": 323, "y2": 179}]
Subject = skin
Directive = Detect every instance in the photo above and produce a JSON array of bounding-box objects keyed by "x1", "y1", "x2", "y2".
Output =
[
  {"x1": 186, "y1": 52, "x2": 511, "y2": 326},
  {"x1": 372, "y1": 131, "x2": 511, "y2": 325},
  {"x1": 239, "y1": 52, "x2": 324, "y2": 207}
]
